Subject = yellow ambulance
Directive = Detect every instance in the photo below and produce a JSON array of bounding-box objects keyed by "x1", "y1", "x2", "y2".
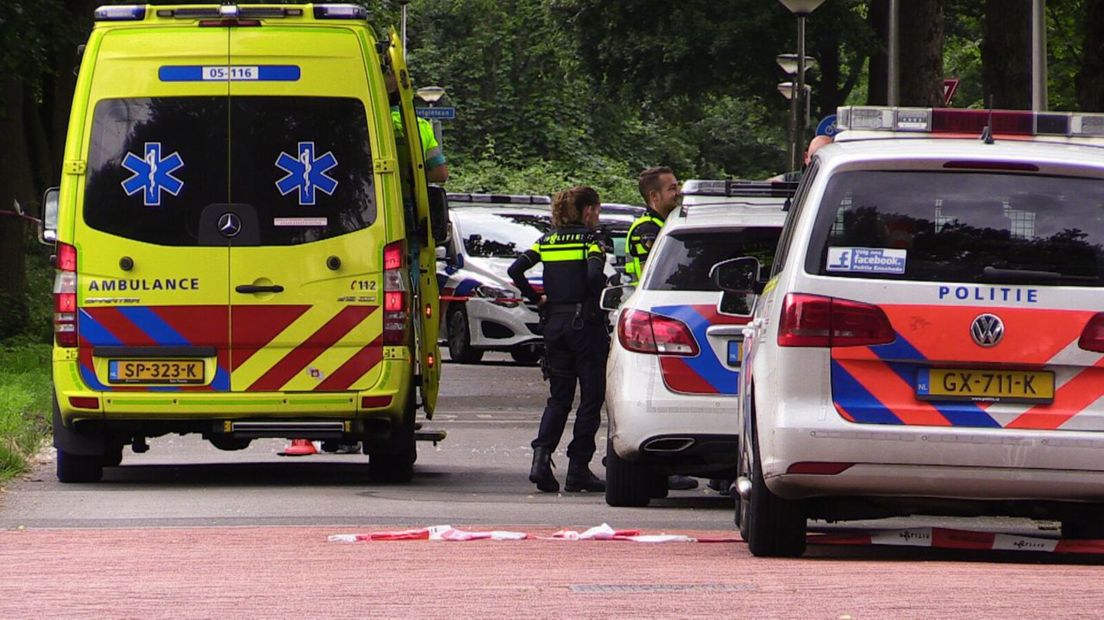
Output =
[{"x1": 39, "y1": 4, "x2": 446, "y2": 482}]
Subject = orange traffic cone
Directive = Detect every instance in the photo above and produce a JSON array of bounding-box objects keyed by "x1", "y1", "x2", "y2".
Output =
[{"x1": 280, "y1": 438, "x2": 317, "y2": 456}]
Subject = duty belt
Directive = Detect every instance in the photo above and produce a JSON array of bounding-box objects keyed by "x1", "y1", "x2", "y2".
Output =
[{"x1": 544, "y1": 302, "x2": 583, "y2": 315}]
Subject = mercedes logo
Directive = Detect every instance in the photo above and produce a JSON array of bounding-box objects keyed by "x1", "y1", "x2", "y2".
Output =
[
  {"x1": 217, "y1": 212, "x2": 241, "y2": 238},
  {"x1": 970, "y1": 313, "x2": 1005, "y2": 347}
]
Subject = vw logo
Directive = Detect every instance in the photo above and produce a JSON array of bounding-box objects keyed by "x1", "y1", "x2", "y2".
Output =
[
  {"x1": 970, "y1": 313, "x2": 1005, "y2": 347},
  {"x1": 217, "y1": 212, "x2": 241, "y2": 238}
]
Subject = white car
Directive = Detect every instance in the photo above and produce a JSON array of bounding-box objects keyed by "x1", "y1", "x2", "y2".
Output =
[
  {"x1": 437, "y1": 204, "x2": 550, "y2": 364},
  {"x1": 601, "y1": 180, "x2": 792, "y2": 506},
  {"x1": 718, "y1": 106, "x2": 1104, "y2": 557}
]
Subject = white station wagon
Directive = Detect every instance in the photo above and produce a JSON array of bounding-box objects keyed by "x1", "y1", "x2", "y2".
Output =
[{"x1": 715, "y1": 107, "x2": 1104, "y2": 557}]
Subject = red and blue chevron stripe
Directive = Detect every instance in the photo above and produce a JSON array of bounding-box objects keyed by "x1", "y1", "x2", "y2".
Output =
[{"x1": 651, "y1": 304, "x2": 749, "y2": 395}]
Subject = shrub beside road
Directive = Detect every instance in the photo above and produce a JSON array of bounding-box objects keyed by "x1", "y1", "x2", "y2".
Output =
[{"x1": 0, "y1": 344, "x2": 51, "y2": 481}]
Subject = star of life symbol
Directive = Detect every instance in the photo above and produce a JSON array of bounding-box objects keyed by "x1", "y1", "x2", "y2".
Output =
[
  {"x1": 120, "y1": 142, "x2": 185, "y2": 207},
  {"x1": 275, "y1": 142, "x2": 339, "y2": 206}
]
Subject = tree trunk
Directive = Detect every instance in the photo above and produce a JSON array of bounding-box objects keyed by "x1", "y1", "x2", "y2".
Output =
[
  {"x1": 982, "y1": 0, "x2": 1032, "y2": 109},
  {"x1": 1078, "y1": 0, "x2": 1104, "y2": 111},
  {"x1": 866, "y1": 0, "x2": 889, "y2": 105},
  {"x1": 898, "y1": 0, "x2": 945, "y2": 107},
  {"x1": 0, "y1": 78, "x2": 33, "y2": 339}
]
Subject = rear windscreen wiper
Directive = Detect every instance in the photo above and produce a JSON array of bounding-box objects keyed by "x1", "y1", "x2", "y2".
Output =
[{"x1": 979, "y1": 265, "x2": 1098, "y2": 283}]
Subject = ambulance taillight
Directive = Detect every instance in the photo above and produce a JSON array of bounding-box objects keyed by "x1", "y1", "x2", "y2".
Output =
[
  {"x1": 53, "y1": 242, "x2": 78, "y2": 348},
  {"x1": 1078, "y1": 313, "x2": 1104, "y2": 353},
  {"x1": 777, "y1": 293, "x2": 895, "y2": 348},
  {"x1": 382, "y1": 241, "x2": 408, "y2": 345}
]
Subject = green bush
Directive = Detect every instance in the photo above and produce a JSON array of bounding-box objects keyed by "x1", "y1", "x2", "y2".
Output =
[{"x1": 0, "y1": 344, "x2": 52, "y2": 481}]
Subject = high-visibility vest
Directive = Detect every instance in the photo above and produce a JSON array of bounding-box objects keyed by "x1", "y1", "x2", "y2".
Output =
[{"x1": 624, "y1": 213, "x2": 665, "y2": 284}]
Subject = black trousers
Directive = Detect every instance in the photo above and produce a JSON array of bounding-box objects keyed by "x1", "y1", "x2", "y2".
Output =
[{"x1": 531, "y1": 314, "x2": 610, "y2": 463}]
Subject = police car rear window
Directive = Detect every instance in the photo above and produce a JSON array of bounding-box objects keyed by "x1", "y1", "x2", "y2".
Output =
[
  {"x1": 645, "y1": 228, "x2": 782, "y2": 291},
  {"x1": 806, "y1": 170, "x2": 1104, "y2": 287},
  {"x1": 84, "y1": 96, "x2": 376, "y2": 246}
]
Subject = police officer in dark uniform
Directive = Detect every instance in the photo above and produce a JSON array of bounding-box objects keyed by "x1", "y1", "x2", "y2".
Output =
[{"x1": 508, "y1": 186, "x2": 608, "y2": 493}]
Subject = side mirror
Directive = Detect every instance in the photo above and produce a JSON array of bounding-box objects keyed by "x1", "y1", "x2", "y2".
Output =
[
  {"x1": 39, "y1": 187, "x2": 59, "y2": 245},
  {"x1": 435, "y1": 245, "x2": 447, "y2": 261},
  {"x1": 710, "y1": 257, "x2": 763, "y2": 294},
  {"x1": 599, "y1": 284, "x2": 635, "y2": 312},
  {"x1": 427, "y1": 185, "x2": 450, "y2": 245}
]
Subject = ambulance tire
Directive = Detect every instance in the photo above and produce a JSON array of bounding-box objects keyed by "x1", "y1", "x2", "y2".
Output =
[
  {"x1": 743, "y1": 412, "x2": 806, "y2": 558},
  {"x1": 369, "y1": 400, "x2": 417, "y2": 483},
  {"x1": 101, "y1": 443, "x2": 124, "y2": 468},
  {"x1": 604, "y1": 438, "x2": 650, "y2": 507},
  {"x1": 447, "y1": 306, "x2": 483, "y2": 364},
  {"x1": 57, "y1": 449, "x2": 104, "y2": 483}
]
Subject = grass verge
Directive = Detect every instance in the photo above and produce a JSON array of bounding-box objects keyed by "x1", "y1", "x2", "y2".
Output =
[{"x1": 0, "y1": 344, "x2": 52, "y2": 482}]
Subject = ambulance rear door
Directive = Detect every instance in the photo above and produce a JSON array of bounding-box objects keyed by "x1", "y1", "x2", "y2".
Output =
[
  {"x1": 388, "y1": 30, "x2": 442, "y2": 415},
  {"x1": 74, "y1": 27, "x2": 232, "y2": 393},
  {"x1": 224, "y1": 25, "x2": 386, "y2": 394}
]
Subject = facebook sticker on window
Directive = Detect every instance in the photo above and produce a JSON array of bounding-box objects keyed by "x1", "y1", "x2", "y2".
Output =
[{"x1": 826, "y1": 247, "x2": 907, "y2": 275}]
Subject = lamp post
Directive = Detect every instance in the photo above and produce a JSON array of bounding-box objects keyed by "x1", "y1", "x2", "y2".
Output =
[
  {"x1": 416, "y1": 86, "x2": 447, "y2": 143},
  {"x1": 776, "y1": 54, "x2": 816, "y2": 171},
  {"x1": 778, "y1": 0, "x2": 826, "y2": 171}
]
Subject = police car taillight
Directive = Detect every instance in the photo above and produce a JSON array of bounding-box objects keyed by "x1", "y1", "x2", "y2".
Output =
[
  {"x1": 777, "y1": 294, "x2": 895, "y2": 348},
  {"x1": 617, "y1": 309, "x2": 699, "y2": 356},
  {"x1": 837, "y1": 106, "x2": 1104, "y2": 138},
  {"x1": 1078, "y1": 313, "x2": 1104, "y2": 353},
  {"x1": 53, "y1": 242, "x2": 78, "y2": 348},
  {"x1": 383, "y1": 240, "x2": 408, "y2": 345}
]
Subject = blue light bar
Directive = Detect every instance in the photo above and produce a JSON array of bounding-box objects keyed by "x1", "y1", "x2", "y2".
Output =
[
  {"x1": 94, "y1": 5, "x2": 146, "y2": 21},
  {"x1": 314, "y1": 4, "x2": 368, "y2": 19}
]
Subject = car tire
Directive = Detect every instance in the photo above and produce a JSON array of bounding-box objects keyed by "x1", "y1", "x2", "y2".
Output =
[
  {"x1": 743, "y1": 411, "x2": 806, "y2": 557},
  {"x1": 57, "y1": 448, "x2": 103, "y2": 483},
  {"x1": 101, "y1": 443, "x2": 124, "y2": 468},
  {"x1": 447, "y1": 306, "x2": 484, "y2": 364},
  {"x1": 604, "y1": 437, "x2": 650, "y2": 507},
  {"x1": 509, "y1": 345, "x2": 541, "y2": 366}
]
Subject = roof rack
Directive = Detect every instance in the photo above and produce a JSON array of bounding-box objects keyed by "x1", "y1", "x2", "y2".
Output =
[
  {"x1": 446, "y1": 193, "x2": 551, "y2": 205},
  {"x1": 681, "y1": 179, "x2": 798, "y2": 198}
]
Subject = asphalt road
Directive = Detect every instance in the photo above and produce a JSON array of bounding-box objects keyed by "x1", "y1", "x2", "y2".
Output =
[{"x1": 4, "y1": 353, "x2": 1104, "y2": 618}]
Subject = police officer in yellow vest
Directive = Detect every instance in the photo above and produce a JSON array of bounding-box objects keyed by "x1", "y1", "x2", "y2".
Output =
[
  {"x1": 625, "y1": 166, "x2": 682, "y2": 284},
  {"x1": 509, "y1": 187, "x2": 608, "y2": 493}
]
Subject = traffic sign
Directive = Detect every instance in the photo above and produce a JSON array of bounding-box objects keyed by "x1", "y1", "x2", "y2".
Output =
[
  {"x1": 815, "y1": 114, "x2": 838, "y2": 137},
  {"x1": 416, "y1": 106, "x2": 456, "y2": 121}
]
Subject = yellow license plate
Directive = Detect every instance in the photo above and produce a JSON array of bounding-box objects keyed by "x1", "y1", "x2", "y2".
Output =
[
  {"x1": 917, "y1": 368, "x2": 1054, "y2": 403},
  {"x1": 108, "y1": 360, "x2": 205, "y2": 385}
]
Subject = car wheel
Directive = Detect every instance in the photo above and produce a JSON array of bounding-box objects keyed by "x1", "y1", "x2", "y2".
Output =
[
  {"x1": 57, "y1": 448, "x2": 103, "y2": 483},
  {"x1": 447, "y1": 306, "x2": 484, "y2": 364},
  {"x1": 604, "y1": 437, "x2": 650, "y2": 507},
  {"x1": 743, "y1": 414, "x2": 806, "y2": 557},
  {"x1": 101, "y1": 443, "x2": 124, "y2": 468},
  {"x1": 510, "y1": 345, "x2": 541, "y2": 366}
]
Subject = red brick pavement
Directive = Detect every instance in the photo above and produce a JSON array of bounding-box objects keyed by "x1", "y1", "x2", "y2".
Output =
[{"x1": 2, "y1": 526, "x2": 1103, "y2": 618}]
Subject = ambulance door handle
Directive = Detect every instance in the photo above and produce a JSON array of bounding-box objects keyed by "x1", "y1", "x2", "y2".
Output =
[{"x1": 235, "y1": 284, "x2": 284, "y2": 294}]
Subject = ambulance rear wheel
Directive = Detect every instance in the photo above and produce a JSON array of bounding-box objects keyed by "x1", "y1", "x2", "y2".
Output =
[
  {"x1": 57, "y1": 449, "x2": 103, "y2": 483},
  {"x1": 447, "y1": 306, "x2": 483, "y2": 364},
  {"x1": 369, "y1": 400, "x2": 417, "y2": 483}
]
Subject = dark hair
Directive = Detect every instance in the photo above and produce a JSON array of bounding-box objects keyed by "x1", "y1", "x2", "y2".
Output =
[
  {"x1": 638, "y1": 166, "x2": 674, "y2": 203},
  {"x1": 551, "y1": 186, "x2": 600, "y2": 227}
]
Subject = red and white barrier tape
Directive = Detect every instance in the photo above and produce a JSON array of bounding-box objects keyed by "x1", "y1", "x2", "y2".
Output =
[
  {"x1": 809, "y1": 527, "x2": 1104, "y2": 554},
  {"x1": 328, "y1": 523, "x2": 720, "y2": 544}
]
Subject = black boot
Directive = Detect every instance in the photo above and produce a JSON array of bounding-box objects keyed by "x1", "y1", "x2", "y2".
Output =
[
  {"x1": 529, "y1": 447, "x2": 559, "y2": 492},
  {"x1": 565, "y1": 460, "x2": 605, "y2": 492}
]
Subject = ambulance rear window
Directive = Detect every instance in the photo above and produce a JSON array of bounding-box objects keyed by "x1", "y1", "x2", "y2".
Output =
[
  {"x1": 645, "y1": 228, "x2": 782, "y2": 291},
  {"x1": 806, "y1": 170, "x2": 1104, "y2": 287},
  {"x1": 84, "y1": 96, "x2": 376, "y2": 246}
]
